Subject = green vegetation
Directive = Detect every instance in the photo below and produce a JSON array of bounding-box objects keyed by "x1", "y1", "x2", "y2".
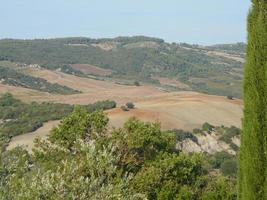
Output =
[
  {"x1": 238, "y1": 1, "x2": 267, "y2": 199},
  {"x1": 121, "y1": 105, "x2": 129, "y2": 111},
  {"x1": 126, "y1": 102, "x2": 135, "y2": 109},
  {"x1": 0, "y1": 93, "x2": 116, "y2": 152},
  {"x1": 0, "y1": 108, "x2": 237, "y2": 199},
  {"x1": 202, "y1": 122, "x2": 214, "y2": 133},
  {"x1": 0, "y1": 36, "x2": 245, "y2": 98},
  {"x1": 210, "y1": 151, "x2": 237, "y2": 177},
  {"x1": 0, "y1": 65, "x2": 80, "y2": 94},
  {"x1": 219, "y1": 126, "x2": 240, "y2": 150},
  {"x1": 172, "y1": 129, "x2": 199, "y2": 144}
]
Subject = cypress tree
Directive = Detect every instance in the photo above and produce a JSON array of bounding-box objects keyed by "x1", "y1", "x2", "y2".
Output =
[{"x1": 238, "y1": 0, "x2": 267, "y2": 199}]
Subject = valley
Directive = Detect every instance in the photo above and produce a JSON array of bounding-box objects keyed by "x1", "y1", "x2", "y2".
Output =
[{"x1": 0, "y1": 37, "x2": 244, "y2": 153}]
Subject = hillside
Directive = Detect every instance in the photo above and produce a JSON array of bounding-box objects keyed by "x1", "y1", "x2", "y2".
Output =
[
  {"x1": 0, "y1": 37, "x2": 244, "y2": 199},
  {"x1": 0, "y1": 36, "x2": 245, "y2": 98}
]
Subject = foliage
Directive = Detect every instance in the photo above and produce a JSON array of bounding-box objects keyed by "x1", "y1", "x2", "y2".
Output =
[
  {"x1": 200, "y1": 176, "x2": 237, "y2": 200},
  {"x1": 0, "y1": 109, "x2": 238, "y2": 199},
  {"x1": 219, "y1": 126, "x2": 240, "y2": 151},
  {"x1": 221, "y1": 160, "x2": 237, "y2": 177},
  {"x1": 211, "y1": 151, "x2": 233, "y2": 169},
  {"x1": 238, "y1": 1, "x2": 267, "y2": 199},
  {"x1": 131, "y1": 153, "x2": 203, "y2": 199},
  {"x1": 172, "y1": 129, "x2": 198, "y2": 144},
  {"x1": 126, "y1": 102, "x2": 135, "y2": 109},
  {"x1": 0, "y1": 93, "x2": 116, "y2": 152}
]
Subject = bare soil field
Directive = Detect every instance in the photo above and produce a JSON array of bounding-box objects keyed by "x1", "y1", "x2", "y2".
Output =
[
  {"x1": 71, "y1": 64, "x2": 113, "y2": 76},
  {"x1": 107, "y1": 92, "x2": 242, "y2": 131},
  {"x1": 7, "y1": 120, "x2": 60, "y2": 152},
  {"x1": 2, "y1": 68, "x2": 243, "y2": 151}
]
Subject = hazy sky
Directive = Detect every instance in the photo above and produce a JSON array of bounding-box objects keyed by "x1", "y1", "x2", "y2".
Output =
[{"x1": 1, "y1": 0, "x2": 251, "y2": 44}]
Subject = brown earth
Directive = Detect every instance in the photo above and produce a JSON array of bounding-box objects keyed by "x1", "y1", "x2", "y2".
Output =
[
  {"x1": 12, "y1": 68, "x2": 165, "y2": 105},
  {"x1": 107, "y1": 92, "x2": 242, "y2": 131},
  {"x1": 91, "y1": 42, "x2": 119, "y2": 51}
]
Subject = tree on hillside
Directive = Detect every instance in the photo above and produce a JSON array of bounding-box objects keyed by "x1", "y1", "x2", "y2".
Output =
[{"x1": 238, "y1": 1, "x2": 267, "y2": 199}]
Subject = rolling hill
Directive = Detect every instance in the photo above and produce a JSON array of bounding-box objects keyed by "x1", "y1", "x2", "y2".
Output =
[{"x1": 0, "y1": 36, "x2": 246, "y2": 98}]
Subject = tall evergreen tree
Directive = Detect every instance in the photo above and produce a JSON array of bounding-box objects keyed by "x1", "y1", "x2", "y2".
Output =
[{"x1": 238, "y1": 0, "x2": 267, "y2": 199}]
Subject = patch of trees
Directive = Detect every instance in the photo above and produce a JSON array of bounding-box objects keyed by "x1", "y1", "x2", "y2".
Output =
[
  {"x1": 0, "y1": 66, "x2": 80, "y2": 94},
  {"x1": 172, "y1": 129, "x2": 198, "y2": 144},
  {"x1": 121, "y1": 102, "x2": 135, "y2": 111},
  {"x1": 210, "y1": 151, "x2": 237, "y2": 177},
  {"x1": 0, "y1": 93, "x2": 116, "y2": 152},
  {"x1": 0, "y1": 109, "x2": 237, "y2": 199},
  {"x1": 202, "y1": 122, "x2": 215, "y2": 133}
]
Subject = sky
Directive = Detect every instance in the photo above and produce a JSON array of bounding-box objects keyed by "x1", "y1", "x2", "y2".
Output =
[{"x1": 0, "y1": 0, "x2": 251, "y2": 45}]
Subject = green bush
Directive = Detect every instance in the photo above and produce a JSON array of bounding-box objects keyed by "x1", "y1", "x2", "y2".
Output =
[
  {"x1": 219, "y1": 126, "x2": 240, "y2": 144},
  {"x1": 202, "y1": 122, "x2": 214, "y2": 133},
  {"x1": 211, "y1": 151, "x2": 233, "y2": 169},
  {"x1": 221, "y1": 160, "x2": 237, "y2": 177},
  {"x1": 172, "y1": 129, "x2": 198, "y2": 144},
  {"x1": 126, "y1": 102, "x2": 135, "y2": 109},
  {"x1": 121, "y1": 105, "x2": 129, "y2": 111}
]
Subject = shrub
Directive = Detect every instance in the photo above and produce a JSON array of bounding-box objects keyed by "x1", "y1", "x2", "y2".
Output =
[
  {"x1": 202, "y1": 122, "x2": 214, "y2": 133},
  {"x1": 121, "y1": 106, "x2": 129, "y2": 111},
  {"x1": 126, "y1": 102, "x2": 135, "y2": 109},
  {"x1": 193, "y1": 128, "x2": 202, "y2": 134},
  {"x1": 134, "y1": 81, "x2": 140, "y2": 86},
  {"x1": 219, "y1": 126, "x2": 240, "y2": 144},
  {"x1": 227, "y1": 95, "x2": 234, "y2": 100},
  {"x1": 221, "y1": 160, "x2": 237, "y2": 177},
  {"x1": 173, "y1": 129, "x2": 198, "y2": 144},
  {"x1": 211, "y1": 151, "x2": 233, "y2": 169}
]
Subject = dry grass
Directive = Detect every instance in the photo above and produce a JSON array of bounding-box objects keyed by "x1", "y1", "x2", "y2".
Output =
[{"x1": 7, "y1": 120, "x2": 60, "y2": 152}]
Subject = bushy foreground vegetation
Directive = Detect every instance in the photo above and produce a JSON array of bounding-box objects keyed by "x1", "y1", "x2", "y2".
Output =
[
  {"x1": 0, "y1": 65, "x2": 80, "y2": 94},
  {"x1": 0, "y1": 93, "x2": 116, "y2": 152},
  {"x1": 0, "y1": 37, "x2": 245, "y2": 97},
  {"x1": 238, "y1": 1, "x2": 267, "y2": 199},
  {"x1": 0, "y1": 108, "x2": 237, "y2": 199}
]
